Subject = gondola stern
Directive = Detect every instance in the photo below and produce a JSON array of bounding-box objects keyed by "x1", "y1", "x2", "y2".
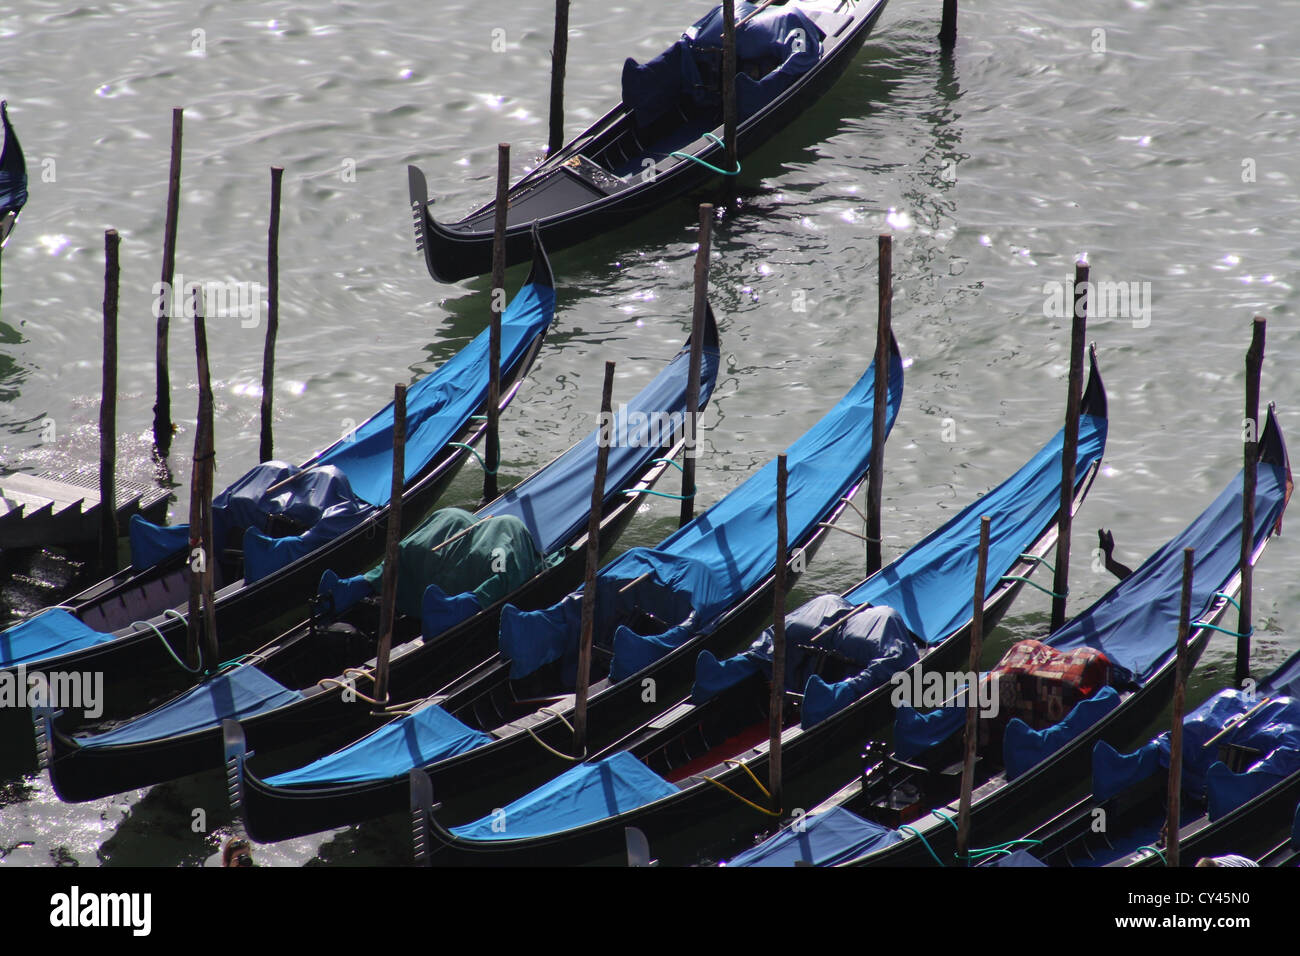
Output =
[
  {"x1": 1080, "y1": 343, "x2": 1108, "y2": 421},
  {"x1": 524, "y1": 220, "x2": 555, "y2": 292}
]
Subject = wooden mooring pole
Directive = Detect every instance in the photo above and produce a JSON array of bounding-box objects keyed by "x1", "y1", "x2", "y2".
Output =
[
  {"x1": 866, "y1": 234, "x2": 892, "y2": 575},
  {"x1": 548, "y1": 1, "x2": 570, "y2": 156},
  {"x1": 1237, "y1": 317, "x2": 1266, "y2": 687},
  {"x1": 187, "y1": 286, "x2": 218, "y2": 670},
  {"x1": 722, "y1": 0, "x2": 739, "y2": 175},
  {"x1": 768, "y1": 453, "x2": 789, "y2": 813},
  {"x1": 955, "y1": 515, "x2": 990, "y2": 865},
  {"x1": 374, "y1": 383, "x2": 407, "y2": 710},
  {"x1": 1166, "y1": 547, "x2": 1194, "y2": 868},
  {"x1": 99, "y1": 230, "x2": 120, "y2": 575},
  {"x1": 939, "y1": 0, "x2": 957, "y2": 51},
  {"x1": 259, "y1": 166, "x2": 283, "y2": 463},
  {"x1": 681, "y1": 204, "x2": 712, "y2": 527},
  {"x1": 485, "y1": 144, "x2": 509, "y2": 504},
  {"x1": 574, "y1": 361, "x2": 616, "y2": 758},
  {"x1": 1051, "y1": 260, "x2": 1088, "y2": 631},
  {"x1": 154, "y1": 107, "x2": 183, "y2": 458}
]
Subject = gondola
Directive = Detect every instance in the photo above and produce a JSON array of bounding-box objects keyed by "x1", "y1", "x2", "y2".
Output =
[
  {"x1": 1253, "y1": 800, "x2": 1300, "y2": 867},
  {"x1": 1008, "y1": 642, "x2": 1300, "y2": 868},
  {"x1": 406, "y1": 354, "x2": 1108, "y2": 866},
  {"x1": 0, "y1": 100, "x2": 25, "y2": 248},
  {"x1": 725, "y1": 409, "x2": 1291, "y2": 867},
  {"x1": 39, "y1": 308, "x2": 721, "y2": 802},
  {"x1": 0, "y1": 234, "x2": 555, "y2": 767},
  {"x1": 226, "y1": 338, "x2": 905, "y2": 843},
  {"x1": 410, "y1": 0, "x2": 891, "y2": 283}
]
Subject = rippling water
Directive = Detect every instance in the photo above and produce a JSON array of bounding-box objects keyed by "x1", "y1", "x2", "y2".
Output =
[{"x1": 0, "y1": 0, "x2": 1297, "y2": 866}]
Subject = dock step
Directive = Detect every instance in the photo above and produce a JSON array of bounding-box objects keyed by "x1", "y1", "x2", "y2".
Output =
[{"x1": 0, "y1": 470, "x2": 171, "y2": 549}]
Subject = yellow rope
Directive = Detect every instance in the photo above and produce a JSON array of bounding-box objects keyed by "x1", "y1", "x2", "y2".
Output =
[
  {"x1": 524, "y1": 706, "x2": 582, "y2": 762},
  {"x1": 696, "y1": 759, "x2": 781, "y2": 817}
]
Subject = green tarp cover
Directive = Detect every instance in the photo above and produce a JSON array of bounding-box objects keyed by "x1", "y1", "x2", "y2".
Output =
[{"x1": 363, "y1": 508, "x2": 547, "y2": 618}]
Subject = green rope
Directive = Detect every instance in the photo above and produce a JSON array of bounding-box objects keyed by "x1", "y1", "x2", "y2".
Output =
[
  {"x1": 934, "y1": 809, "x2": 959, "y2": 832},
  {"x1": 963, "y1": 839, "x2": 1044, "y2": 862},
  {"x1": 449, "y1": 441, "x2": 498, "y2": 475},
  {"x1": 1018, "y1": 553, "x2": 1057, "y2": 574},
  {"x1": 899, "y1": 825, "x2": 947, "y2": 867},
  {"x1": 1211, "y1": 591, "x2": 1241, "y2": 613},
  {"x1": 1137, "y1": 845, "x2": 1168, "y2": 865},
  {"x1": 650, "y1": 457, "x2": 685, "y2": 474},
  {"x1": 624, "y1": 488, "x2": 693, "y2": 501},
  {"x1": 131, "y1": 614, "x2": 203, "y2": 675},
  {"x1": 1000, "y1": 574, "x2": 1066, "y2": 599},
  {"x1": 1198, "y1": 623, "x2": 1253, "y2": 639},
  {"x1": 669, "y1": 133, "x2": 741, "y2": 175}
]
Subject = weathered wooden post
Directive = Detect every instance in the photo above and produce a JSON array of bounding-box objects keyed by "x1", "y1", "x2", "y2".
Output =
[
  {"x1": 1051, "y1": 260, "x2": 1088, "y2": 631},
  {"x1": 768, "y1": 453, "x2": 789, "y2": 813},
  {"x1": 1166, "y1": 547, "x2": 1194, "y2": 868},
  {"x1": 574, "y1": 361, "x2": 617, "y2": 758},
  {"x1": 722, "y1": 0, "x2": 739, "y2": 174},
  {"x1": 1237, "y1": 316, "x2": 1266, "y2": 687},
  {"x1": 374, "y1": 383, "x2": 407, "y2": 710},
  {"x1": 99, "y1": 230, "x2": 120, "y2": 575},
  {"x1": 939, "y1": 0, "x2": 958, "y2": 51},
  {"x1": 485, "y1": 144, "x2": 509, "y2": 504},
  {"x1": 154, "y1": 107, "x2": 183, "y2": 457},
  {"x1": 681, "y1": 204, "x2": 712, "y2": 526},
  {"x1": 866, "y1": 234, "x2": 892, "y2": 575},
  {"x1": 548, "y1": 1, "x2": 570, "y2": 156},
  {"x1": 955, "y1": 515, "x2": 991, "y2": 864},
  {"x1": 259, "y1": 166, "x2": 283, "y2": 463}
]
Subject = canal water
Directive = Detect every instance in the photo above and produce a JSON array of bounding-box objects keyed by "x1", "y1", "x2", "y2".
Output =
[{"x1": 0, "y1": 0, "x2": 1296, "y2": 865}]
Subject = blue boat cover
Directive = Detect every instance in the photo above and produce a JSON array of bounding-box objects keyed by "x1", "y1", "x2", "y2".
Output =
[
  {"x1": 499, "y1": 344, "x2": 904, "y2": 684},
  {"x1": 128, "y1": 275, "x2": 554, "y2": 574},
  {"x1": 1091, "y1": 650, "x2": 1300, "y2": 815},
  {"x1": 449, "y1": 752, "x2": 678, "y2": 842},
  {"x1": 0, "y1": 610, "x2": 114, "y2": 670},
  {"x1": 725, "y1": 806, "x2": 903, "y2": 867},
  {"x1": 316, "y1": 323, "x2": 722, "y2": 622},
  {"x1": 847, "y1": 412, "x2": 1108, "y2": 646},
  {"x1": 1002, "y1": 686, "x2": 1120, "y2": 781},
  {"x1": 0, "y1": 101, "x2": 26, "y2": 218},
  {"x1": 622, "y1": 3, "x2": 824, "y2": 130},
  {"x1": 485, "y1": 328, "x2": 720, "y2": 556},
  {"x1": 1048, "y1": 457, "x2": 1288, "y2": 686},
  {"x1": 693, "y1": 408, "x2": 1108, "y2": 726},
  {"x1": 895, "y1": 454, "x2": 1287, "y2": 769},
  {"x1": 79, "y1": 666, "x2": 303, "y2": 749},
  {"x1": 993, "y1": 849, "x2": 1048, "y2": 867},
  {"x1": 311, "y1": 279, "x2": 555, "y2": 507},
  {"x1": 264, "y1": 704, "x2": 493, "y2": 788}
]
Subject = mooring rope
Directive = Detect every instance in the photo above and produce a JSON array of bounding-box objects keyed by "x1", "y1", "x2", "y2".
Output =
[
  {"x1": 130, "y1": 614, "x2": 203, "y2": 674},
  {"x1": 524, "y1": 706, "x2": 582, "y2": 762},
  {"x1": 696, "y1": 759, "x2": 781, "y2": 818},
  {"x1": 670, "y1": 132, "x2": 741, "y2": 175},
  {"x1": 448, "y1": 441, "x2": 498, "y2": 476}
]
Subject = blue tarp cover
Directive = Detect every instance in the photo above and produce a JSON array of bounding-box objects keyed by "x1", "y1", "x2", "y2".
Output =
[
  {"x1": 264, "y1": 704, "x2": 492, "y2": 788},
  {"x1": 312, "y1": 280, "x2": 555, "y2": 507},
  {"x1": 847, "y1": 412, "x2": 1108, "y2": 646},
  {"x1": 499, "y1": 344, "x2": 904, "y2": 683},
  {"x1": 0, "y1": 610, "x2": 114, "y2": 670},
  {"x1": 450, "y1": 752, "x2": 678, "y2": 841},
  {"x1": 622, "y1": 4, "x2": 823, "y2": 129},
  {"x1": 1047, "y1": 458, "x2": 1288, "y2": 685},
  {"x1": 725, "y1": 806, "x2": 902, "y2": 867},
  {"x1": 694, "y1": 409, "x2": 1108, "y2": 726},
  {"x1": 79, "y1": 666, "x2": 303, "y2": 748},
  {"x1": 486, "y1": 331, "x2": 720, "y2": 555}
]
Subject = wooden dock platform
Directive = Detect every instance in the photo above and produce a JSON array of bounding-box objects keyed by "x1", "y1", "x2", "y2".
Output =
[{"x1": 0, "y1": 470, "x2": 170, "y2": 550}]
